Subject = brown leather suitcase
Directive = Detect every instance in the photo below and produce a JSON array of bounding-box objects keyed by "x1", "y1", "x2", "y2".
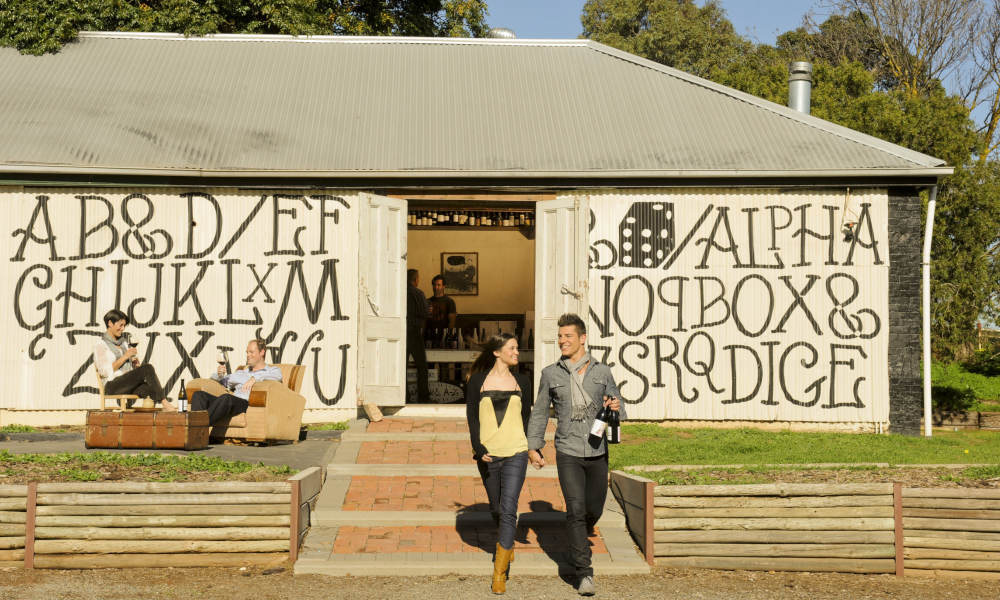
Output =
[{"x1": 85, "y1": 410, "x2": 210, "y2": 450}]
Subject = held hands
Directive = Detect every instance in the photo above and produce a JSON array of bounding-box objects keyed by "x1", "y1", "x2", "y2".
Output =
[
  {"x1": 480, "y1": 454, "x2": 493, "y2": 463},
  {"x1": 603, "y1": 395, "x2": 620, "y2": 412},
  {"x1": 217, "y1": 364, "x2": 226, "y2": 377},
  {"x1": 528, "y1": 449, "x2": 545, "y2": 470}
]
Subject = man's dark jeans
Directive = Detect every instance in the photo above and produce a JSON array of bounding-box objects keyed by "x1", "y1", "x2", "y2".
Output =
[
  {"x1": 190, "y1": 391, "x2": 248, "y2": 427},
  {"x1": 555, "y1": 451, "x2": 609, "y2": 578},
  {"x1": 406, "y1": 326, "x2": 430, "y2": 403},
  {"x1": 477, "y1": 450, "x2": 528, "y2": 550}
]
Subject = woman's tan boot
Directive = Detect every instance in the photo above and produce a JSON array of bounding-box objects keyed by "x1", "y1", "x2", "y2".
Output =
[{"x1": 492, "y1": 543, "x2": 514, "y2": 594}]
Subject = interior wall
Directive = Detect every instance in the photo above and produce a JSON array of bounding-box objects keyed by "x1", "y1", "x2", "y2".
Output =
[{"x1": 407, "y1": 229, "x2": 535, "y2": 316}]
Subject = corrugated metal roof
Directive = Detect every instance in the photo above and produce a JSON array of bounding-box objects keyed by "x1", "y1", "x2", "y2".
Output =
[{"x1": 0, "y1": 32, "x2": 949, "y2": 180}]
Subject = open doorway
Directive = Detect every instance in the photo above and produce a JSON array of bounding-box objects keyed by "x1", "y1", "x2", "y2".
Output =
[{"x1": 404, "y1": 200, "x2": 537, "y2": 404}]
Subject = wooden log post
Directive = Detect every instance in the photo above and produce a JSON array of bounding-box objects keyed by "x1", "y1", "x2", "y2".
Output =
[
  {"x1": 645, "y1": 479, "x2": 654, "y2": 566},
  {"x1": 24, "y1": 482, "x2": 36, "y2": 569},
  {"x1": 289, "y1": 478, "x2": 300, "y2": 563},
  {"x1": 33, "y1": 552, "x2": 288, "y2": 569},
  {"x1": 894, "y1": 482, "x2": 903, "y2": 577}
]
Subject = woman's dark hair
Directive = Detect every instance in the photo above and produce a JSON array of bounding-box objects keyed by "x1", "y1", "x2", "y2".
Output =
[
  {"x1": 469, "y1": 332, "x2": 517, "y2": 376},
  {"x1": 103, "y1": 309, "x2": 129, "y2": 328}
]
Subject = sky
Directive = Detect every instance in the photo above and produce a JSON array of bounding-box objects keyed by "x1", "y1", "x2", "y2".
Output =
[{"x1": 486, "y1": 1, "x2": 828, "y2": 45}]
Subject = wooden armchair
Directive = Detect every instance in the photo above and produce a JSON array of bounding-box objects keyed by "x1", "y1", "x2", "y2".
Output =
[
  {"x1": 95, "y1": 365, "x2": 138, "y2": 410},
  {"x1": 185, "y1": 364, "x2": 307, "y2": 443}
]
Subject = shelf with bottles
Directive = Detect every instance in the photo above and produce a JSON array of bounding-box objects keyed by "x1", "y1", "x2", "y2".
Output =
[{"x1": 407, "y1": 209, "x2": 535, "y2": 230}]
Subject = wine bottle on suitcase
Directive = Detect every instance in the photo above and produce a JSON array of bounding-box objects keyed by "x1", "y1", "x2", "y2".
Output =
[{"x1": 177, "y1": 379, "x2": 188, "y2": 412}]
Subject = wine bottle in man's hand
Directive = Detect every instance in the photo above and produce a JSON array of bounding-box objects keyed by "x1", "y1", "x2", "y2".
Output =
[
  {"x1": 607, "y1": 402, "x2": 621, "y2": 444},
  {"x1": 588, "y1": 405, "x2": 611, "y2": 448}
]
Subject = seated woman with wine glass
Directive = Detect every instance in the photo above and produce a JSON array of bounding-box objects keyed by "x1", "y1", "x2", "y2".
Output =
[
  {"x1": 465, "y1": 332, "x2": 533, "y2": 594},
  {"x1": 92, "y1": 308, "x2": 165, "y2": 406}
]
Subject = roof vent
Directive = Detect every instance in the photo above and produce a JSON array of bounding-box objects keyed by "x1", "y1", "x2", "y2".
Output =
[
  {"x1": 487, "y1": 27, "x2": 516, "y2": 39},
  {"x1": 788, "y1": 61, "x2": 812, "y2": 115}
]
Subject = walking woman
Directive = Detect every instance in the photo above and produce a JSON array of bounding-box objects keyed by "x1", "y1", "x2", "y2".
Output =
[{"x1": 466, "y1": 332, "x2": 533, "y2": 594}]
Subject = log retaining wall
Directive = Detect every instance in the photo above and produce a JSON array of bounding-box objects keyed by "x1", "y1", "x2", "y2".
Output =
[
  {"x1": 3, "y1": 467, "x2": 323, "y2": 569},
  {"x1": 611, "y1": 471, "x2": 1000, "y2": 578}
]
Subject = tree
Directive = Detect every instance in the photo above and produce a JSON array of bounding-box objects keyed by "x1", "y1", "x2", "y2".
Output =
[
  {"x1": 581, "y1": 0, "x2": 752, "y2": 79},
  {"x1": 827, "y1": 0, "x2": 984, "y2": 97},
  {"x1": 0, "y1": 0, "x2": 490, "y2": 55},
  {"x1": 931, "y1": 163, "x2": 1000, "y2": 356},
  {"x1": 580, "y1": 0, "x2": 998, "y2": 359}
]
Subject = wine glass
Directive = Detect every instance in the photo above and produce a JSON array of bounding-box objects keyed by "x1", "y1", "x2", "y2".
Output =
[
  {"x1": 126, "y1": 333, "x2": 139, "y2": 366},
  {"x1": 216, "y1": 351, "x2": 228, "y2": 375}
]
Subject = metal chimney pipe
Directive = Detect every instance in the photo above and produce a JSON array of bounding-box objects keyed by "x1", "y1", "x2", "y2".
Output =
[
  {"x1": 487, "y1": 27, "x2": 516, "y2": 39},
  {"x1": 788, "y1": 61, "x2": 812, "y2": 114}
]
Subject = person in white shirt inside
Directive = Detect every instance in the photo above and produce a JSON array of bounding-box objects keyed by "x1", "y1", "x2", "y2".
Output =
[
  {"x1": 187, "y1": 338, "x2": 282, "y2": 426},
  {"x1": 93, "y1": 308, "x2": 165, "y2": 404}
]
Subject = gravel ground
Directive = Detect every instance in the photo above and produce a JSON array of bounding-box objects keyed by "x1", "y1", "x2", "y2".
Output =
[{"x1": 2, "y1": 565, "x2": 999, "y2": 599}]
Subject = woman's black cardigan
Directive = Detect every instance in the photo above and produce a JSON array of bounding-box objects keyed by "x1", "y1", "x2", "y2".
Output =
[{"x1": 465, "y1": 370, "x2": 534, "y2": 460}]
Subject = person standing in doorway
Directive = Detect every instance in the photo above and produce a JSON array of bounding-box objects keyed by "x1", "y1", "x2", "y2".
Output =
[
  {"x1": 427, "y1": 273, "x2": 459, "y2": 380},
  {"x1": 526, "y1": 313, "x2": 624, "y2": 597},
  {"x1": 407, "y1": 268, "x2": 431, "y2": 403},
  {"x1": 465, "y1": 332, "x2": 532, "y2": 594},
  {"x1": 427, "y1": 274, "x2": 458, "y2": 331}
]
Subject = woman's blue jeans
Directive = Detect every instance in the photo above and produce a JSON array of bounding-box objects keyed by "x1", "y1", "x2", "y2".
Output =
[{"x1": 477, "y1": 451, "x2": 528, "y2": 550}]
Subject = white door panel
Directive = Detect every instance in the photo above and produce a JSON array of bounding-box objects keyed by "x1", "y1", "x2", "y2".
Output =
[
  {"x1": 534, "y1": 195, "x2": 589, "y2": 393},
  {"x1": 359, "y1": 193, "x2": 406, "y2": 406}
]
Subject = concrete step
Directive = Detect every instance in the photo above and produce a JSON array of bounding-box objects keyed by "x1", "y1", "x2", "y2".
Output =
[
  {"x1": 342, "y1": 431, "x2": 556, "y2": 442},
  {"x1": 312, "y1": 510, "x2": 573, "y2": 526},
  {"x1": 325, "y1": 464, "x2": 561, "y2": 478},
  {"x1": 294, "y1": 551, "x2": 650, "y2": 576}
]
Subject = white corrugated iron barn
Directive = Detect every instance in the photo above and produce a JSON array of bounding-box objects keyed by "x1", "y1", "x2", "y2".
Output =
[{"x1": 0, "y1": 32, "x2": 948, "y2": 432}]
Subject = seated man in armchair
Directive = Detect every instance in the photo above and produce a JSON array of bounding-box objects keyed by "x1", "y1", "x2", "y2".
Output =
[{"x1": 186, "y1": 338, "x2": 282, "y2": 427}]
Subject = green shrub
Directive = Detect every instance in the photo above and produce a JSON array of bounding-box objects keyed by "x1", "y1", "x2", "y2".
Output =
[
  {"x1": 966, "y1": 349, "x2": 1000, "y2": 377},
  {"x1": 932, "y1": 384, "x2": 977, "y2": 414},
  {"x1": 932, "y1": 360, "x2": 1000, "y2": 403}
]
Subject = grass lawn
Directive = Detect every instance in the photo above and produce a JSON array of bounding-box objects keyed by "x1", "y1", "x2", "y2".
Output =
[
  {"x1": 306, "y1": 421, "x2": 350, "y2": 431},
  {"x1": 0, "y1": 450, "x2": 295, "y2": 483},
  {"x1": 608, "y1": 425, "x2": 1000, "y2": 470}
]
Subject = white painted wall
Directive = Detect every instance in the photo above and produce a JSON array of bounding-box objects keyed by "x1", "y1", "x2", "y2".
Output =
[
  {"x1": 586, "y1": 188, "x2": 890, "y2": 423},
  {"x1": 1, "y1": 187, "x2": 358, "y2": 418}
]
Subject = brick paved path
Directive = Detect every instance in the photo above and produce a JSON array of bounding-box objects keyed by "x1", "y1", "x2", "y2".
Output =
[{"x1": 295, "y1": 414, "x2": 648, "y2": 577}]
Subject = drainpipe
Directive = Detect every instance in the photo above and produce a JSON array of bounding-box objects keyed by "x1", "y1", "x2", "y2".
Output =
[
  {"x1": 923, "y1": 185, "x2": 938, "y2": 437},
  {"x1": 788, "y1": 62, "x2": 813, "y2": 114}
]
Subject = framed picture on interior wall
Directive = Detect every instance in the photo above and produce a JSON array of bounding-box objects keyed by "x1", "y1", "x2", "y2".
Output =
[{"x1": 441, "y1": 252, "x2": 478, "y2": 296}]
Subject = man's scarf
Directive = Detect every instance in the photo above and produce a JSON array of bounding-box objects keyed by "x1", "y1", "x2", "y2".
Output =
[{"x1": 561, "y1": 352, "x2": 593, "y2": 421}]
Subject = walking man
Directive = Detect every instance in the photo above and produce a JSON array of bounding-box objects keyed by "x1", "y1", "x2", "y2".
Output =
[{"x1": 526, "y1": 313, "x2": 624, "y2": 596}]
